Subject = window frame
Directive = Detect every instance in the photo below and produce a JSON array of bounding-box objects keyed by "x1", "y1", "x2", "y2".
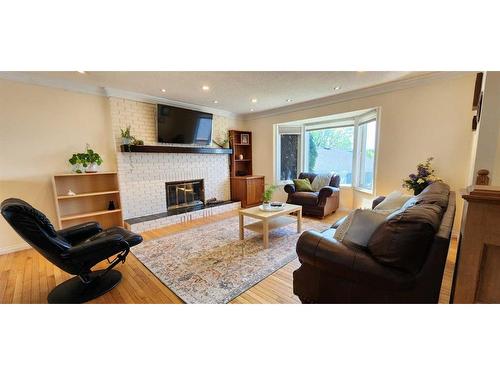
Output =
[
  {"x1": 274, "y1": 109, "x2": 379, "y2": 193},
  {"x1": 274, "y1": 124, "x2": 303, "y2": 185},
  {"x1": 353, "y1": 111, "x2": 378, "y2": 193},
  {"x1": 304, "y1": 120, "x2": 356, "y2": 187}
]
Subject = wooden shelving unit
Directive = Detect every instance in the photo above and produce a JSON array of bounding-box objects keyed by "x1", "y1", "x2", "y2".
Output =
[
  {"x1": 52, "y1": 172, "x2": 123, "y2": 230},
  {"x1": 229, "y1": 130, "x2": 253, "y2": 177},
  {"x1": 228, "y1": 130, "x2": 265, "y2": 208}
]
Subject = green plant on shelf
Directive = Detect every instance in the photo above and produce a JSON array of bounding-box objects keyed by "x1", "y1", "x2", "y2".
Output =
[{"x1": 68, "y1": 144, "x2": 103, "y2": 173}]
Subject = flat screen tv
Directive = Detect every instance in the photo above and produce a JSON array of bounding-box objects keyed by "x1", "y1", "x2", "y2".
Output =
[{"x1": 157, "y1": 104, "x2": 213, "y2": 145}]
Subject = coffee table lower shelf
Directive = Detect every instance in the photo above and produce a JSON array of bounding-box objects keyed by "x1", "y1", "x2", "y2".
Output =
[
  {"x1": 238, "y1": 203, "x2": 302, "y2": 249},
  {"x1": 243, "y1": 216, "x2": 296, "y2": 233}
]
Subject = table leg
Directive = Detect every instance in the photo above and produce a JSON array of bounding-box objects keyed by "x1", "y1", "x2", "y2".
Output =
[
  {"x1": 263, "y1": 219, "x2": 269, "y2": 249},
  {"x1": 239, "y1": 213, "x2": 244, "y2": 240},
  {"x1": 297, "y1": 208, "x2": 302, "y2": 233}
]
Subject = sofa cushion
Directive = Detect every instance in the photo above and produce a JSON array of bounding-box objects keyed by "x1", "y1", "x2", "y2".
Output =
[
  {"x1": 293, "y1": 178, "x2": 314, "y2": 192},
  {"x1": 374, "y1": 191, "x2": 412, "y2": 211},
  {"x1": 291, "y1": 191, "x2": 318, "y2": 206},
  {"x1": 334, "y1": 209, "x2": 389, "y2": 249},
  {"x1": 414, "y1": 182, "x2": 450, "y2": 208},
  {"x1": 367, "y1": 203, "x2": 443, "y2": 274},
  {"x1": 311, "y1": 172, "x2": 333, "y2": 192}
]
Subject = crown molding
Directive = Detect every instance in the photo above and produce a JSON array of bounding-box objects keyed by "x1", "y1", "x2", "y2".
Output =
[
  {"x1": 0, "y1": 71, "x2": 107, "y2": 96},
  {"x1": 0, "y1": 71, "x2": 473, "y2": 121},
  {"x1": 241, "y1": 71, "x2": 472, "y2": 121},
  {"x1": 0, "y1": 72, "x2": 237, "y2": 119},
  {"x1": 103, "y1": 87, "x2": 237, "y2": 118}
]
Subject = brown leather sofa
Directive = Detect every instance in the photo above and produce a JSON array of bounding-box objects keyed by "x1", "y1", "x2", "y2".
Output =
[
  {"x1": 284, "y1": 172, "x2": 340, "y2": 218},
  {"x1": 293, "y1": 182, "x2": 455, "y2": 303}
]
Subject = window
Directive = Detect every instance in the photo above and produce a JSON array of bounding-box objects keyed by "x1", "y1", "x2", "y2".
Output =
[
  {"x1": 357, "y1": 120, "x2": 376, "y2": 190},
  {"x1": 305, "y1": 125, "x2": 354, "y2": 184},
  {"x1": 275, "y1": 109, "x2": 378, "y2": 192},
  {"x1": 276, "y1": 126, "x2": 302, "y2": 183}
]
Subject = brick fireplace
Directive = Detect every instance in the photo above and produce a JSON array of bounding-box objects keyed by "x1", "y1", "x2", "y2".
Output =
[
  {"x1": 110, "y1": 97, "x2": 234, "y2": 220},
  {"x1": 166, "y1": 179, "x2": 205, "y2": 212}
]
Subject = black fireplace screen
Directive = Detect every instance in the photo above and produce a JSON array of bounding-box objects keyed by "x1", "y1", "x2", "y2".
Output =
[{"x1": 165, "y1": 179, "x2": 205, "y2": 210}]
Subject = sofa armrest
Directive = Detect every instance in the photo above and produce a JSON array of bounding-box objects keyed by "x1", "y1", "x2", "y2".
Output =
[
  {"x1": 318, "y1": 186, "x2": 339, "y2": 205},
  {"x1": 331, "y1": 215, "x2": 347, "y2": 229},
  {"x1": 57, "y1": 221, "x2": 102, "y2": 245},
  {"x1": 61, "y1": 234, "x2": 129, "y2": 264},
  {"x1": 296, "y1": 230, "x2": 414, "y2": 287},
  {"x1": 284, "y1": 184, "x2": 296, "y2": 195},
  {"x1": 372, "y1": 196, "x2": 386, "y2": 209},
  {"x1": 297, "y1": 230, "x2": 357, "y2": 272}
]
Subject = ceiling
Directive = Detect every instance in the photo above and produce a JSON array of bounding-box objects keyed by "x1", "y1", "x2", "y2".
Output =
[{"x1": 6, "y1": 71, "x2": 432, "y2": 116}]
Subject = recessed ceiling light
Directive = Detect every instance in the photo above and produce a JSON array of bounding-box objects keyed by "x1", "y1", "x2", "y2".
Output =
[
  {"x1": 334, "y1": 86, "x2": 341, "y2": 91},
  {"x1": 251, "y1": 98, "x2": 258, "y2": 103},
  {"x1": 250, "y1": 109, "x2": 255, "y2": 112},
  {"x1": 286, "y1": 98, "x2": 293, "y2": 103},
  {"x1": 161, "y1": 89, "x2": 166, "y2": 93},
  {"x1": 77, "y1": 71, "x2": 85, "y2": 74},
  {"x1": 213, "y1": 100, "x2": 219, "y2": 104},
  {"x1": 202, "y1": 85, "x2": 210, "y2": 91}
]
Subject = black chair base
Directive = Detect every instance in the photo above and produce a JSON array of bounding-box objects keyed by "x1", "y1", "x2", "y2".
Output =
[{"x1": 47, "y1": 270, "x2": 122, "y2": 304}]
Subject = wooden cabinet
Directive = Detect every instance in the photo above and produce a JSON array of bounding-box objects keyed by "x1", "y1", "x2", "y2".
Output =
[
  {"x1": 229, "y1": 130, "x2": 253, "y2": 178},
  {"x1": 231, "y1": 176, "x2": 265, "y2": 208},
  {"x1": 451, "y1": 185, "x2": 500, "y2": 303},
  {"x1": 228, "y1": 130, "x2": 265, "y2": 207}
]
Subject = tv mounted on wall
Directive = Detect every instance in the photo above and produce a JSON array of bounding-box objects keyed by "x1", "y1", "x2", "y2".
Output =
[{"x1": 157, "y1": 104, "x2": 213, "y2": 145}]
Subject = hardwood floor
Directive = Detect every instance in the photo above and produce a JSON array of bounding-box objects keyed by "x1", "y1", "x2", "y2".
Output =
[{"x1": 0, "y1": 210, "x2": 457, "y2": 304}]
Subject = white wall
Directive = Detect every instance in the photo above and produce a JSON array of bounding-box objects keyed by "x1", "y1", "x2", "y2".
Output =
[
  {"x1": 470, "y1": 72, "x2": 500, "y2": 185},
  {"x1": 241, "y1": 74, "x2": 476, "y2": 230},
  {"x1": 0, "y1": 79, "x2": 116, "y2": 252}
]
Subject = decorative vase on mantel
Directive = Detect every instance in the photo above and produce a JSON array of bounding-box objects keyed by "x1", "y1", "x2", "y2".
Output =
[{"x1": 121, "y1": 137, "x2": 133, "y2": 145}]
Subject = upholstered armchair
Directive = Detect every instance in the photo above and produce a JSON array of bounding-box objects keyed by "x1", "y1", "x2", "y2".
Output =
[
  {"x1": 1, "y1": 198, "x2": 143, "y2": 303},
  {"x1": 284, "y1": 172, "x2": 340, "y2": 217}
]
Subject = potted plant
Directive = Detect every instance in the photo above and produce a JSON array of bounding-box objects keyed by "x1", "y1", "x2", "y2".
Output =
[
  {"x1": 120, "y1": 126, "x2": 133, "y2": 145},
  {"x1": 402, "y1": 157, "x2": 442, "y2": 195},
  {"x1": 262, "y1": 184, "x2": 277, "y2": 209},
  {"x1": 213, "y1": 137, "x2": 229, "y2": 148},
  {"x1": 68, "y1": 153, "x2": 86, "y2": 173},
  {"x1": 68, "y1": 145, "x2": 103, "y2": 174},
  {"x1": 84, "y1": 146, "x2": 103, "y2": 173}
]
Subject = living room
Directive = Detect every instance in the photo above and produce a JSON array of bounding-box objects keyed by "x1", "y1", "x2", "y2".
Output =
[
  {"x1": 1, "y1": 71, "x2": 476, "y2": 303},
  {"x1": 1, "y1": 1, "x2": 499, "y2": 374}
]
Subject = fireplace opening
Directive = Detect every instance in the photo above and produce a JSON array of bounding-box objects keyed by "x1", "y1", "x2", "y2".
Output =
[{"x1": 165, "y1": 179, "x2": 205, "y2": 212}]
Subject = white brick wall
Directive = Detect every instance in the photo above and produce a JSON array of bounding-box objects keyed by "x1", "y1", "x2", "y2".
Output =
[{"x1": 110, "y1": 97, "x2": 234, "y2": 219}]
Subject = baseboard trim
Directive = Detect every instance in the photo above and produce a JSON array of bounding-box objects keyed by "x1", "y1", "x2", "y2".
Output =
[{"x1": 0, "y1": 243, "x2": 29, "y2": 255}]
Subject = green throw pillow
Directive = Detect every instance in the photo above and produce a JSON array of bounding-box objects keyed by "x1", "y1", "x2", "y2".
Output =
[{"x1": 293, "y1": 178, "x2": 314, "y2": 192}]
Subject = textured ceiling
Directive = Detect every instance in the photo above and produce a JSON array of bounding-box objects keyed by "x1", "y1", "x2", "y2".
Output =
[{"x1": 16, "y1": 71, "x2": 430, "y2": 115}]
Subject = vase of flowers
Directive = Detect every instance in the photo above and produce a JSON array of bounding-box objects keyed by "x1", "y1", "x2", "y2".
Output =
[{"x1": 402, "y1": 157, "x2": 441, "y2": 195}]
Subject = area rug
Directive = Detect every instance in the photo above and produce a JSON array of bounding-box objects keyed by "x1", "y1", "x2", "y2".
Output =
[{"x1": 131, "y1": 215, "x2": 327, "y2": 303}]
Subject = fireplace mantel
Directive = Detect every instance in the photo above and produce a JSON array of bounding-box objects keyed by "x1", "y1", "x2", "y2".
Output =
[{"x1": 120, "y1": 144, "x2": 233, "y2": 155}]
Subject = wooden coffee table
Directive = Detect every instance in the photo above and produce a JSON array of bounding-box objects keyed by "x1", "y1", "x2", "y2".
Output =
[{"x1": 238, "y1": 203, "x2": 302, "y2": 249}]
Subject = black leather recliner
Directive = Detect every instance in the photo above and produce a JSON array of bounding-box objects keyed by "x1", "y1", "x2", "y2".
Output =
[{"x1": 1, "y1": 198, "x2": 143, "y2": 303}]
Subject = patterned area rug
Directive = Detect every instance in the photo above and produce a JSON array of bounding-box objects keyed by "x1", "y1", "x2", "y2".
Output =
[{"x1": 131, "y1": 215, "x2": 327, "y2": 303}]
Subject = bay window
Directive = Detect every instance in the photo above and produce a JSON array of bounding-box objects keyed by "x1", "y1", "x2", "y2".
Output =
[{"x1": 275, "y1": 109, "x2": 378, "y2": 193}]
